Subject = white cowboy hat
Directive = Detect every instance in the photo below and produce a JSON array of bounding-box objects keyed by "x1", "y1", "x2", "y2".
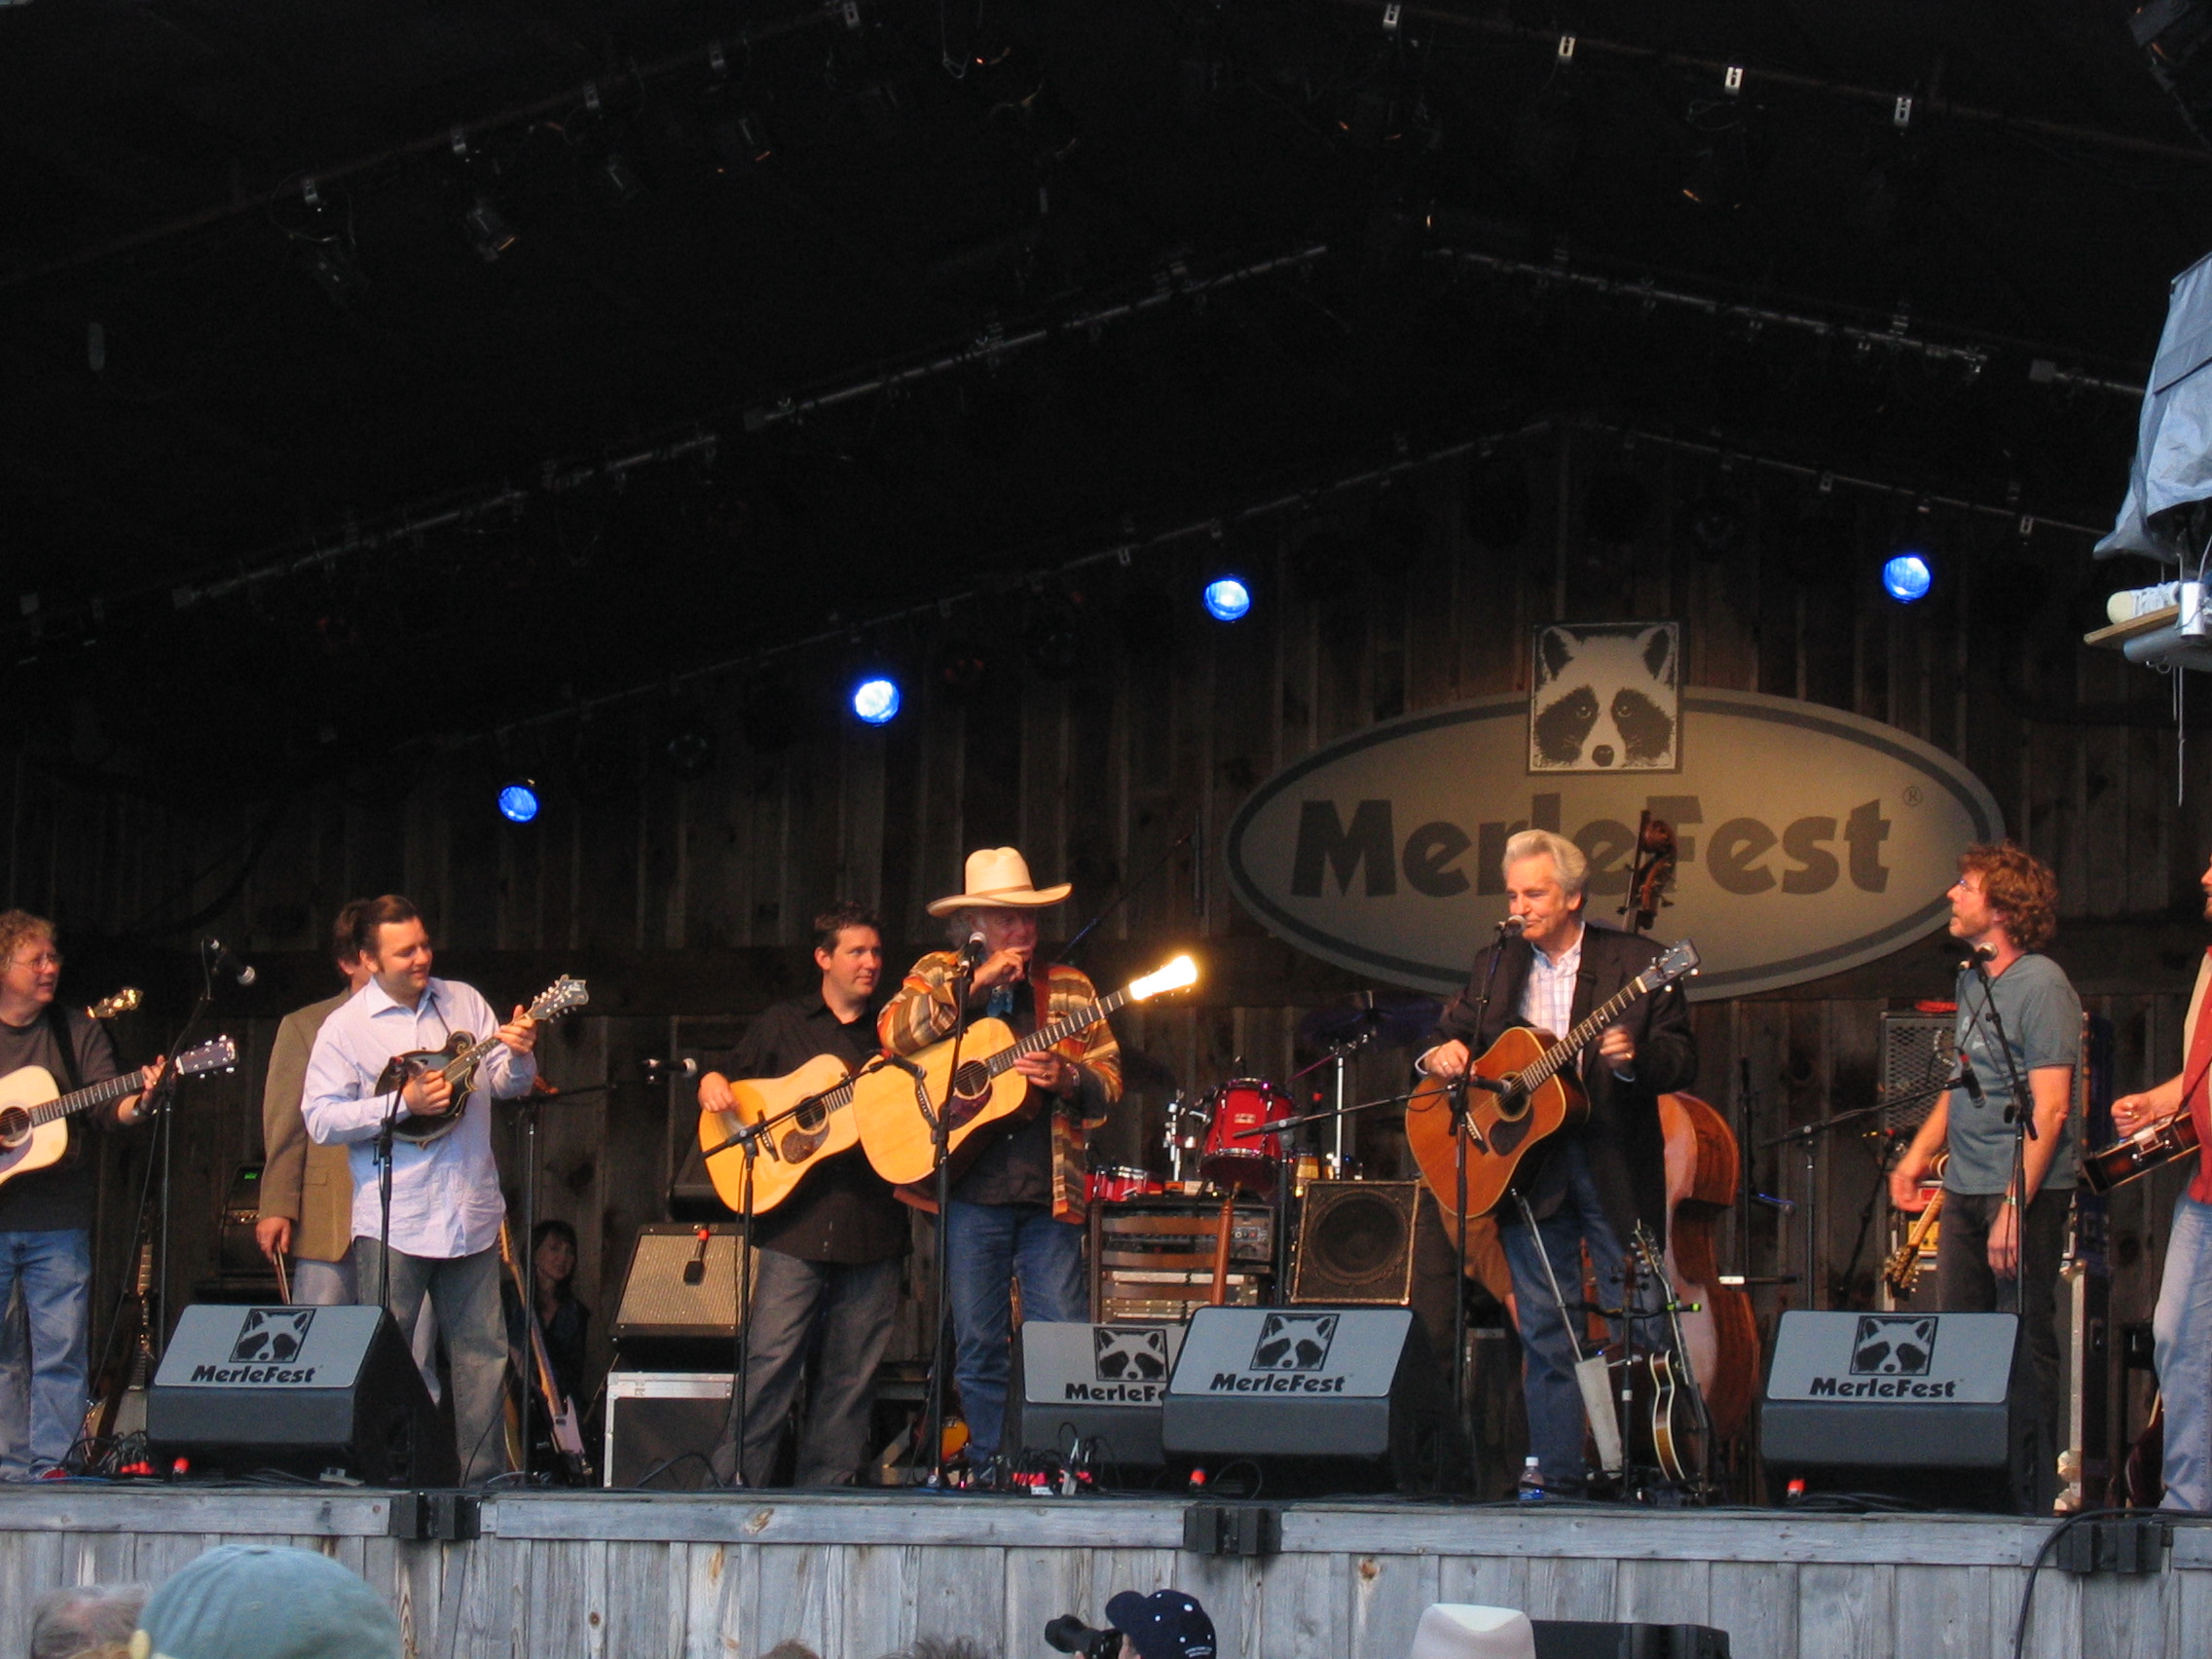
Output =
[
  {"x1": 1407, "y1": 1604, "x2": 1534, "y2": 1659},
  {"x1": 926, "y1": 847, "x2": 1073, "y2": 916}
]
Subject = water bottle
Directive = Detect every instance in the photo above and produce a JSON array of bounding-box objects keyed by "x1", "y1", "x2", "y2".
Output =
[{"x1": 1516, "y1": 1455, "x2": 1544, "y2": 1503}]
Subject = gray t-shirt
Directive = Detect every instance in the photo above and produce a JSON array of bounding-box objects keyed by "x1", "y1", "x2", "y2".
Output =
[{"x1": 1944, "y1": 952, "x2": 2082, "y2": 1195}]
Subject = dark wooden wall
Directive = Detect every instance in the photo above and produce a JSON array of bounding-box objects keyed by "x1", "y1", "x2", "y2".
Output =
[{"x1": 8, "y1": 423, "x2": 2203, "y2": 1458}]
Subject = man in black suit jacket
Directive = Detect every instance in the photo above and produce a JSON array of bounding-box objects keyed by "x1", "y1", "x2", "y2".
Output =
[{"x1": 1419, "y1": 829, "x2": 1696, "y2": 1493}]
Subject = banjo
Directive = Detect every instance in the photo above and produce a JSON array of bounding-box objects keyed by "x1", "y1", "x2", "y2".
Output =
[{"x1": 375, "y1": 977, "x2": 589, "y2": 1145}]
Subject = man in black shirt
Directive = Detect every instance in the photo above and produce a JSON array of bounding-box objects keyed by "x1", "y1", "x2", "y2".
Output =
[
  {"x1": 699, "y1": 902, "x2": 907, "y2": 1487},
  {"x1": 0, "y1": 910, "x2": 159, "y2": 1478}
]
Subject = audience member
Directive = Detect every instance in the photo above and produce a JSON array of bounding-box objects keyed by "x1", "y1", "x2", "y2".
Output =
[
  {"x1": 27, "y1": 1585, "x2": 146, "y2": 1659},
  {"x1": 131, "y1": 1545, "x2": 396, "y2": 1659}
]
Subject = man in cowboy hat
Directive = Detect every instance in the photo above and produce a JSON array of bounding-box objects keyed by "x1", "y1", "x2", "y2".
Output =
[{"x1": 880, "y1": 847, "x2": 1123, "y2": 1474}]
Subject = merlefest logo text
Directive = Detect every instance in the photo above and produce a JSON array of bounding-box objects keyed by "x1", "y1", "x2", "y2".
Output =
[{"x1": 1226, "y1": 689, "x2": 2002, "y2": 1001}]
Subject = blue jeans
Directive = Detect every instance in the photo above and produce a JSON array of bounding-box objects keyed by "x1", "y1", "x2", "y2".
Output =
[
  {"x1": 943, "y1": 1201, "x2": 1086, "y2": 1464},
  {"x1": 0, "y1": 1229, "x2": 91, "y2": 1479},
  {"x1": 2156, "y1": 1190, "x2": 2212, "y2": 1512},
  {"x1": 1498, "y1": 1144, "x2": 1652, "y2": 1492}
]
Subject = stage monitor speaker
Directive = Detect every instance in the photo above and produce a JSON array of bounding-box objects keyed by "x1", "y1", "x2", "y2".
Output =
[
  {"x1": 603, "y1": 1371, "x2": 731, "y2": 1490},
  {"x1": 612, "y1": 1224, "x2": 753, "y2": 1343},
  {"x1": 1531, "y1": 1622, "x2": 1730, "y2": 1659},
  {"x1": 1291, "y1": 1180, "x2": 1458, "y2": 1367},
  {"x1": 1762, "y1": 1310, "x2": 2023, "y2": 1511},
  {"x1": 1161, "y1": 1305, "x2": 1464, "y2": 1493},
  {"x1": 1012, "y1": 1321, "x2": 1188, "y2": 1469},
  {"x1": 147, "y1": 1304, "x2": 454, "y2": 1486}
]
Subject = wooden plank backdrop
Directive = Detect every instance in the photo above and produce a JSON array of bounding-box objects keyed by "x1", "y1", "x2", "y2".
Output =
[
  {"x1": 0, "y1": 1491, "x2": 2198, "y2": 1659},
  {"x1": 2, "y1": 424, "x2": 2203, "y2": 1493}
]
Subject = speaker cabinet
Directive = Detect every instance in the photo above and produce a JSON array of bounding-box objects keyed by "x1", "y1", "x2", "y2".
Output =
[
  {"x1": 603, "y1": 1371, "x2": 731, "y2": 1490},
  {"x1": 1011, "y1": 1321, "x2": 1188, "y2": 1468},
  {"x1": 1291, "y1": 1181, "x2": 1457, "y2": 1370},
  {"x1": 1762, "y1": 1310, "x2": 2023, "y2": 1511},
  {"x1": 1161, "y1": 1305, "x2": 1465, "y2": 1493},
  {"x1": 147, "y1": 1304, "x2": 454, "y2": 1485}
]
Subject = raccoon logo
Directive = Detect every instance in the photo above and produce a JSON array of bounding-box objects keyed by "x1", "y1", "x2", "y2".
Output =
[
  {"x1": 1530, "y1": 621, "x2": 1679, "y2": 772},
  {"x1": 1092, "y1": 1325, "x2": 1168, "y2": 1382},
  {"x1": 1251, "y1": 1311, "x2": 1337, "y2": 1372},
  {"x1": 1851, "y1": 1314, "x2": 1936, "y2": 1377},
  {"x1": 230, "y1": 1307, "x2": 316, "y2": 1364}
]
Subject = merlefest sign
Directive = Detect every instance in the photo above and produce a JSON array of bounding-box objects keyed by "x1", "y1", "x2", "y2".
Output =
[{"x1": 1223, "y1": 688, "x2": 2004, "y2": 1001}]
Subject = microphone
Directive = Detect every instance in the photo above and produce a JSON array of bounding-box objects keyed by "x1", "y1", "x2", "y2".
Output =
[
  {"x1": 1496, "y1": 916, "x2": 1525, "y2": 938},
  {"x1": 640, "y1": 1056, "x2": 698, "y2": 1083},
  {"x1": 1949, "y1": 1059, "x2": 1985, "y2": 1106},
  {"x1": 682, "y1": 1224, "x2": 711, "y2": 1286},
  {"x1": 1044, "y1": 1617, "x2": 1122, "y2": 1659},
  {"x1": 202, "y1": 939, "x2": 256, "y2": 987},
  {"x1": 1963, "y1": 942, "x2": 1998, "y2": 969},
  {"x1": 956, "y1": 930, "x2": 988, "y2": 972}
]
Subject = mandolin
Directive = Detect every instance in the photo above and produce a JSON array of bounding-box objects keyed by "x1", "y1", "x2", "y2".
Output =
[
  {"x1": 0, "y1": 1036, "x2": 239, "y2": 1193},
  {"x1": 376, "y1": 977, "x2": 590, "y2": 1146},
  {"x1": 1405, "y1": 938, "x2": 1700, "y2": 1220},
  {"x1": 852, "y1": 954, "x2": 1198, "y2": 1187}
]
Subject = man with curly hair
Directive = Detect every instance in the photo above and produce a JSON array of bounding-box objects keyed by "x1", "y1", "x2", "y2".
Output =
[{"x1": 1889, "y1": 841, "x2": 2081, "y2": 1509}]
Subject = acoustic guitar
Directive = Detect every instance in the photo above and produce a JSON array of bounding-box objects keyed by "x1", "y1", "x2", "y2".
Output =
[
  {"x1": 852, "y1": 954, "x2": 1198, "y2": 1187},
  {"x1": 0, "y1": 1035, "x2": 239, "y2": 1193},
  {"x1": 697, "y1": 1052, "x2": 870, "y2": 1216},
  {"x1": 376, "y1": 976, "x2": 590, "y2": 1145},
  {"x1": 1405, "y1": 937, "x2": 1699, "y2": 1220}
]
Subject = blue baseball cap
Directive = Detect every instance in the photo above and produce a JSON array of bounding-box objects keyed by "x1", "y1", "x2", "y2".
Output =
[{"x1": 1106, "y1": 1590, "x2": 1217, "y2": 1659}]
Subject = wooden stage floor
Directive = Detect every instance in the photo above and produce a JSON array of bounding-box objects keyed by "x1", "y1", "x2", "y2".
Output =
[{"x1": 0, "y1": 1487, "x2": 2199, "y2": 1659}]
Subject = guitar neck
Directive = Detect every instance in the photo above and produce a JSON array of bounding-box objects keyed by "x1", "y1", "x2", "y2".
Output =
[
  {"x1": 26, "y1": 1071, "x2": 144, "y2": 1130},
  {"x1": 1522, "y1": 972, "x2": 1656, "y2": 1090},
  {"x1": 991, "y1": 986, "x2": 1128, "y2": 1075}
]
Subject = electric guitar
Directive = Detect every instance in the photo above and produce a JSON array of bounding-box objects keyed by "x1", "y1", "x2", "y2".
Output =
[
  {"x1": 852, "y1": 954, "x2": 1198, "y2": 1187},
  {"x1": 1405, "y1": 937, "x2": 1700, "y2": 1220},
  {"x1": 498, "y1": 1220, "x2": 592, "y2": 1484},
  {"x1": 0, "y1": 1035, "x2": 239, "y2": 1192},
  {"x1": 1882, "y1": 1152, "x2": 1947, "y2": 1296},
  {"x1": 698, "y1": 1052, "x2": 873, "y2": 1216},
  {"x1": 376, "y1": 977, "x2": 590, "y2": 1146}
]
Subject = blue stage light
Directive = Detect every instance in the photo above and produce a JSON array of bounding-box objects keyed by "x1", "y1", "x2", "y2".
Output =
[
  {"x1": 1881, "y1": 553, "x2": 1933, "y2": 604},
  {"x1": 498, "y1": 780, "x2": 540, "y2": 824},
  {"x1": 1203, "y1": 576, "x2": 1252, "y2": 622},
  {"x1": 851, "y1": 676, "x2": 902, "y2": 724}
]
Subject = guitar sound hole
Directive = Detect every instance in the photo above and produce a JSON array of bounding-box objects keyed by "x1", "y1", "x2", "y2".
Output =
[
  {"x1": 795, "y1": 1101, "x2": 826, "y2": 1131},
  {"x1": 1490, "y1": 1085, "x2": 1529, "y2": 1123},
  {"x1": 952, "y1": 1060, "x2": 990, "y2": 1101},
  {"x1": 0, "y1": 1107, "x2": 27, "y2": 1148}
]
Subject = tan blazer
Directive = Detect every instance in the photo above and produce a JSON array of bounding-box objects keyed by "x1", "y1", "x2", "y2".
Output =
[{"x1": 258, "y1": 990, "x2": 356, "y2": 1262}]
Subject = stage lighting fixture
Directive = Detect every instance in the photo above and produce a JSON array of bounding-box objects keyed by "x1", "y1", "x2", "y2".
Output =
[
  {"x1": 1881, "y1": 552, "x2": 1934, "y2": 604},
  {"x1": 851, "y1": 676, "x2": 902, "y2": 725},
  {"x1": 659, "y1": 718, "x2": 718, "y2": 781},
  {"x1": 498, "y1": 779, "x2": 541, "y2": 824},
  {"x1": 463, "y1": 199, "x2": 518, "y2": 262},
  {"x1": 1203, "y1": 577, "x2": 1252, "y2": 622}
]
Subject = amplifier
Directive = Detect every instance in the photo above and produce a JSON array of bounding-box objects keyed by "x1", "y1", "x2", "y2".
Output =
[
  {"x1": 604, "y1": 1371, "x2": 731, "y2": 1490},
  {"x1": 147, "y1": 1304, "x2": 453, "y2": 1485},
  {"x1": 1161, "y1": 1305, "x2": 1462, "y2": 1493},
  {"x1": 1012, "y1": 1321, "x2": 1188, "y2": 1468},
  {"x1": 612, "y1": 1224, "x2": 754, "y2": 1342},
  {"x1": 1762, "y1": 1310, "x2": 2022, "y2": 1509}
]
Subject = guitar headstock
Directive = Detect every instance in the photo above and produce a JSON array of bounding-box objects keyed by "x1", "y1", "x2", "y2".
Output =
[
  {"x1": 177, "y1": 1036, "x2": 240, "y2": 1077},
  {"x1": 1129, "y1": 955, "x2": 1198, "y2": 1001},
  {"x1": 89, "y1": 988, "x2": 142, "y2": 1021},
  {"x1": 1650, "y1": 939, "x2": 1700, "y2": 988},
  {"x1": 528, "y1": 977, "x2": 591, "y2": 1023}
]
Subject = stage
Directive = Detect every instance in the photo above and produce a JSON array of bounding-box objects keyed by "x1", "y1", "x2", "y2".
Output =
[{"x1": 0, "y1": 1488, "x2": 2196, "y2": 1659}]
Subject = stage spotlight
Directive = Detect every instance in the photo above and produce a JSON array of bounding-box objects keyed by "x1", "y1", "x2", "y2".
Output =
[
  {"x1": 498, "y1": 779, "x2": 541, "y2": 824},
  {"x1": 851, "y1": 676, "x2": 903, "y2": 725},
  {"x1": 1203, "y1": 577, "x2": 1252, "y2": 622},
  {"x1": 463, "y1": 198, "x2": 518, "y2": 262},
  {"x1": 1882, "y1": 552, "x2": 1934, "y2": 604}
]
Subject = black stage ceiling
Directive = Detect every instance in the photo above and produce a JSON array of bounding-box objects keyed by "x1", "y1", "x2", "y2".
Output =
[{"x1": 1, "y1": 0, "x2": 2205, "y2": 780}]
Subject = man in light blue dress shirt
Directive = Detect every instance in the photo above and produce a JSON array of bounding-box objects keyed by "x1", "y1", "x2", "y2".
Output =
[{"x1": 302, "y1": 894, "x2": 538, "y2": 1484}]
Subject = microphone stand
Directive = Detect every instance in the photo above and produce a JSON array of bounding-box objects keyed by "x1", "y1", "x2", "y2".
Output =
[
  {"x1": 1447, "y1": 922, "x2": 1516, "y2": 1434},
  {"x1": 1059, "y1": 826, "x2": 1195, "y2": 968},
  {"x1": 926, "y1": 952, "x2": 980, "y2": 1488}
]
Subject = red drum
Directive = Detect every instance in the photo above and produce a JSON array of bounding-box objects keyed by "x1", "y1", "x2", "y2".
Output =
[
  {"x1": 1087, "y1": 1164, "x2": 1164, "y2": 1203},
  {"x1": 1198, "y1": 1080, "x2": 1291, "y2": 1190}
]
